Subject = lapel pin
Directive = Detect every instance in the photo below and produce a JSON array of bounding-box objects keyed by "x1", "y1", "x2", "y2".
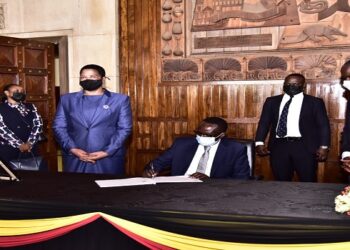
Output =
[{"x1": 103, "y1": 105, "x2": 109, "y2": 109}]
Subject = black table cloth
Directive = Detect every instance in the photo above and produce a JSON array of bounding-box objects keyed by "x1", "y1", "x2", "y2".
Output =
[{"x1": 1, "y1": 171, "x2": 350, "y2": 246}]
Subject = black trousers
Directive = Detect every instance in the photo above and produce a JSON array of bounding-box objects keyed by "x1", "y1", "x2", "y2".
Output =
[{"x1": 270, "y1": 139, "x2": 317, "y2": 182}]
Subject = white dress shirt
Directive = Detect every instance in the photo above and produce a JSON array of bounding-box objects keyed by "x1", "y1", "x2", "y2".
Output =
[
  {"x1": 185, "y1": 140, "x2": 221, "y2": 177},
  {"x1": 256, "y1": 92, "x2": 303, "y2": 146},
  {"x1": 276, "y1": 92, "x2": 303, "y2": 137},
  {"x1": 342, "y1": 151, "x2": 350, "y2": 159}
]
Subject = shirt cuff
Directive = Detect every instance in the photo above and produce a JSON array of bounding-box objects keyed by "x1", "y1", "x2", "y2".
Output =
[
  {"x1": 342, "y1": 151, "x2": 350, "y2": 159},
  {"x1": 255, "y1": 141, "x2": 264, "y2": 146}
]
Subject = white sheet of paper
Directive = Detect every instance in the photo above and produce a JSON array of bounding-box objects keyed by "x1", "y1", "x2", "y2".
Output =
[
  {"x1": 95, "y1": 176, "x2": 202, "y2": 188},
  {"x1": 95, "y1": 177, "x2": 156, "y2": 188},
  {"x1": 153, "y1": 176, "x2": 203, "y2": 183}
]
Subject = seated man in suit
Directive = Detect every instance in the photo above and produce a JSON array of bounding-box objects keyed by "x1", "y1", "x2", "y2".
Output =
[{"x1": 142, "y1": 117, "x2": 250, "y2": 180}]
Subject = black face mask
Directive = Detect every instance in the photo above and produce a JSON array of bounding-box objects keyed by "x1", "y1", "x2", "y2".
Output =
[
  {"x1": 79, "y1": 79, "x2": 103, "y2": 91},
  {"x1": 283, "y1": 85, "x2": 303, "y2": 96},
  {"x1": 11, "y1": 92, "x2": 26, "y2": 102}
]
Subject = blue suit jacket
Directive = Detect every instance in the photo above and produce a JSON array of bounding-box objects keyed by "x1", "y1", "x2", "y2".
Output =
[
  {"x1": 53, "y1": 90, "x2": 132, "y2": 174},
  {"x1": 152, "y1": 137, "x2": 250, "y2": 179}
]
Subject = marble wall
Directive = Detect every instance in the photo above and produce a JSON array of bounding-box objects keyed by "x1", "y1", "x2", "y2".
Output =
[{"x1": 0, "y1": 0, "x2": 119, "y2": 92}]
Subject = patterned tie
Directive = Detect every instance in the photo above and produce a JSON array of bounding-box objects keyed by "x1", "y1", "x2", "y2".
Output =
[
  {"x1": 276, "y1": 97, "x2": 293, "y2": 137},
  {"x1": 196, "y1": 146, "x2": 211, "y2": 174}
]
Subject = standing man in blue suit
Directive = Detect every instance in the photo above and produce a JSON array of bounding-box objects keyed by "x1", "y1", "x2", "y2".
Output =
[
  {"x1": 255, "y1": 73, "x2": 330, "y2": 182},
  {"x1": 143, "y1": 117, "x2": 250, "y2": 180},
  {"x1": 53, "y1": 64, "x2": 132, "y2": 174}
]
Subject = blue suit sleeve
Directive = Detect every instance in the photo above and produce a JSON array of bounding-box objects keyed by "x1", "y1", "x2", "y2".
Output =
[
  {"x1": 231, "y1": 146, "x2": 250, "y2": 180},
  {"x1": 150, "y1": 140, "x2": 180, "y2": 172},
  {"x1": 53, "y1": 97, "x2": 77, "y2": 152},
  {"x1": 104, "y1": 96, "x2": 133, "y2": 156}
]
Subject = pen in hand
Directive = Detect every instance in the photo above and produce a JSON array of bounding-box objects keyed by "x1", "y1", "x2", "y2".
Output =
[{"x1": 149, "y1": 162, "x2": 157, "y2": 178}]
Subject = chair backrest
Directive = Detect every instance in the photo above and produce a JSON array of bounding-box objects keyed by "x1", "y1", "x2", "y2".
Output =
[{"x1": 233, "y1": 138, "x2": 255, "y2": 177}]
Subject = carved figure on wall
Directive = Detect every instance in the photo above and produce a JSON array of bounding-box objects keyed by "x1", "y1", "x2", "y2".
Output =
[
  {"x1": 159, "y1": 0, "x2": 350, "y2": 82},
  {"x1": 162, "y1": 11, "x2": 173, "y2": 56},
  {"x1": 161, "y1": 0, "x2": 184, "y2": 57},
  {"x1": 318, "y1": 0, "x2": 350, "y2": 20},
  {"x1": 162, "y1": 59, "x2": 201, "y2": 81},
  {"x1": 294, "y1": 55, "x2": 337, "y2": 79},
  {"x1": 192, "y1": 0, "x2": 300, "y2": 31},
  {"x1": 299, "y1": 0, "x2": 328, "y2": 14},
  {"x1": 0, "y1": 4, "x2": 5, "y2": 29},
  {"x1": 204, "y1": 58, "x2": 243, "y2": 81},
  {"x1": 280, "y1": 24, "x2": 347, "y2": 44},
  {"x1": 247, "y1": 56, "x2": 287, "y2": 80}
]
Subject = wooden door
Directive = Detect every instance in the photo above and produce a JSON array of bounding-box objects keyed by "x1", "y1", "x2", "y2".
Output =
[{"x1": 0, "y1": 36, "x2": 57, "y2": 171}]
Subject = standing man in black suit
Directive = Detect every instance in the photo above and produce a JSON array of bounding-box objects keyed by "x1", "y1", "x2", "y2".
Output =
[
  {"x1": 340, "y1": 61, "x2": 350, "y2": 174},
  {"x1": 255, "y1": 73, "x2": 330, "y2": 182}
]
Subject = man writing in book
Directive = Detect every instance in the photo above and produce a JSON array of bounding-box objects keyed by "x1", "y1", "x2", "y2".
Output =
[{"x1": 142, "y1": 117, "x2": 250, "y2": 180}]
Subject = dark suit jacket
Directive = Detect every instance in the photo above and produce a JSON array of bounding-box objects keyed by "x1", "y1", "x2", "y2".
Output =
[
  {"x1": 342, "y1": 100, "x2": 350, "y2": 153},
  {"x1": 152, "y1": 137, "x2": 250, "y2": 179},
  {"x1": 255, "y1": 94, "x2": 330, "y2": 153}
]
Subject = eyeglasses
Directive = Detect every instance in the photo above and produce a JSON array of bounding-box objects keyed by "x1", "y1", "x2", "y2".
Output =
[
  {"x1": 194, "y1": 130, "x2": 218, "y2": 137},
  {"x1": 79, "y1": 76, "x2": 102, "y2": 81}
]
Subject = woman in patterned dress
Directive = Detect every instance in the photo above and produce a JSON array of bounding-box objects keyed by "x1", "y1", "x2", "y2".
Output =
[{"x1": 0, "y1": 83, "x2": 45, "y2": 170}]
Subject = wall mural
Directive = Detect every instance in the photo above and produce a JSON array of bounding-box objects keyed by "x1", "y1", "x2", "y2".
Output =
[
  {"x1": 0, "y1": 4, "x2": 6, "y2": 29},
  {"x1": 161, "y1": 0, "x2": 350, "y2": 81}
]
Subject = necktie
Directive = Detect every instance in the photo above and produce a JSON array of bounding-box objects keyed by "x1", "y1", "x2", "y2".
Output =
[
  {"x1": 196, "y1": 146, "x2": 211, "y2": 174},
  {"x1": 276, "y1": 97, "x2": 293, "y2": 137}
]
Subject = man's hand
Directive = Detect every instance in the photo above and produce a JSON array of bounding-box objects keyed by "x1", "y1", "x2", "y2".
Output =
[
  {"x1": 190, "y1": 172, "x2": 209, "y2": 180},
  {"x1": 19, "y1": 142, "x2": 31, "y2": 152},
  {"x1": 70, "y1": 148, "x2": 95, "y2": 163},
  {"x1": 255, "y1": 145, "x2": 270, "y2": 156},
  {"x1": 88, "y1": 151, "x2": 108, "y2": 161},
  {"x1": 142, "y1": 167, "x2": 158, "y2": 178},
  {"x1": 341, "y1": 157, "x2": 350, "y2": 173},
  {"x1": 316, "y1": 147, "x2": 328, "y2": 161}
]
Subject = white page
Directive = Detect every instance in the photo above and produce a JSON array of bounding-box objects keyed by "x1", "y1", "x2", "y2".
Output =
[
  {"x1": 95, "y1": 177, "x2": 156, "y2": 188},
  {"x1": 153, "y1": 176, "x2": 203, "y2": 183},
  {"x1": 95, "y1": 176, "x2": 202, "y2": 188}
]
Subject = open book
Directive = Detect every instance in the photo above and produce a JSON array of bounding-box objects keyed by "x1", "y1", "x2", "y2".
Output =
[{"x1": 95, "y1": 176, "x2": 202, "y2": 188}]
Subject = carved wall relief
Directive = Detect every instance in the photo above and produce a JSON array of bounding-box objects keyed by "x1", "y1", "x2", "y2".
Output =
[
  {"x1": 0, "y1": 4, "x2": 5, "y2": 29},
  {"x1": 204, "y1": 58, "x2": 242, "y2": 81},
  {"x1": 162, "y1": 59, "x2": 202, "y2": 81},
  {"x1": 247, "y1": 56, "x2": 288, "y2": 80},
  {"x1": 294, "y1": 55, "x2": 337, "y2": 79},
  {"x1": 192, "y1": 0, "x2": 300, "y2": 31},
  {"x1": 160, "y1": 0, "x2": 350, "y2": 82},
  {"x1": 161, "y1": 0, "x2": 184, "y2": 57}
]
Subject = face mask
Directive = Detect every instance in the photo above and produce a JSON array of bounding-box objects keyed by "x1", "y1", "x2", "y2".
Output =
[
  {"x1": 196, "y1": 135, "x2": 220, "y2": 147},
  {"x1": 79, "y1": 79, "x2": 102, "y2": 91},
  {"x1": 11, "y1": 92, "x2": 26, "y2": 102},
  {"x1": 343, "y1": 80, "x2": 350, "y2": 90},
  {"x1": 283, "y1": 85, "x2": 303, "y2": 96}
]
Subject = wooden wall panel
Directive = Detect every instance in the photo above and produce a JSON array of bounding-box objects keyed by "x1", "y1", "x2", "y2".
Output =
[{"x1": 120, "y1": 0, "x2": 349, "y2": 182}]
